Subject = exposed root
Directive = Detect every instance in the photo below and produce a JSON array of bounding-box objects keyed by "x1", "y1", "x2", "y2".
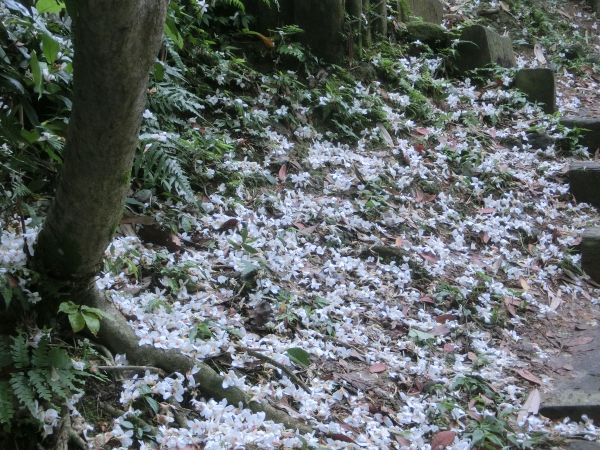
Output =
[{"x1": 83, "y1": 287, "x2": 314, "y2": 434}]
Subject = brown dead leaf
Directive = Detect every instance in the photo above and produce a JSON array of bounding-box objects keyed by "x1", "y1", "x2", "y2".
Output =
[
  {"x1": 420, "y1": 252, "x2": 440, "y2": 264},
  {"x1": 443, "y1": 343, "x2": 456, "y2": 353},
  {"x1": 431, "y1": 430, "x2": 456, "y2": 450},
  {"x1": 519, "y1": 278, "x2": 530, "y2": 292},
  {"x1": 420, "y1": 295, "x2": 435, "y2": 304},
  {"x1": 431, "y1": 325, "x2": 451, "y2": 336},
  {"x1": 138, "y1": 225, "x2": 183, "y2": 252},
  {"x1": 369, "y1": 363, "x2": 388, "y2": 374},
  {"x1": 217, "y1": 217, "x2": 239, "y2": 232},
  {"x1": 278, "y1": 164, "x2": 287, "y2": 182},
  {"x1": 415, "y1": 189, "x2": 437, "y2": 203},
  {"x1": 435, "y1": 314, "x2": 457, "y2": 324},
  {"x1": 329, "y1": 434, "x2": 356, "y2": 444},
  {"x1": 478, "y1": 207, "x2": 496, "y2": 214},
  {"x1": 516, "y1": 369, "x2": 542, "y2": 386}
]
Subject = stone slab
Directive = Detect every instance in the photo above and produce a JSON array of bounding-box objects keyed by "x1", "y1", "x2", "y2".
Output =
[
  {"x1": 455, "y1": 25, "x2": 516, "y2": 73},
  {"x1": 561, "y1": 117, "x2": 600, "y2": 152},
  {"x1": 405, "y1": 22, "x2": 450, "y2": 46},
  {"x1": 540, "y1": 325, "x2": 600, "y2": 422},
  {"x1": 568, "y1": 161, "x2": 600, "y2": 207},
  {"x1": 540, "y1": 390, "x2": 600, "y2": 422},
  {"x1": 582, "y1": 227, "x2": 600, "y2": 283},
  {"x1": 513, "y1": 68, "x2": 556, "y2": 114},
  {"x1": 406, "y1": 0, "x2": 444, "y2": 24}
]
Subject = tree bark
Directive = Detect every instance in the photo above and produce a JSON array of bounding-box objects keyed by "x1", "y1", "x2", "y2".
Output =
[
  {"x1": 33, "y1": 0, "x2": 168, "y2": 286},
  {"x1": 372, "y1": 0, "x2": 388, "y2": 39}
]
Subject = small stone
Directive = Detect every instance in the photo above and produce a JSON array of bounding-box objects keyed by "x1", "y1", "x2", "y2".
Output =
[
  {"x1": 525, "y1": 130, "x2": 555, "y2": 149},
  {"x1": 568, "y1": 161, "x2": 600, "y2": 207},
  {"x1": 405, "y1": 22, "x2": 450, "y2": 47},
  {"x1": 513, "y1": 68, "x2": 556, "y2": 114},
  {"x1": 561, "y1": 116, "x2": 600, "y2": 152},
  {"x1": 406, "y1": 0, "x2": 444, "y2": 24},
  {"x1": 455, "y1": 25, "x2": 516, "y2": 73}
]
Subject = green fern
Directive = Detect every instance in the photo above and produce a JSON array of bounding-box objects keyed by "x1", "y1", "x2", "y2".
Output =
[
  {"x1": 0, "y1": 333, "x2": 88, "y2": 427},
  {"x1": 134, "y1": 141, "x2": 195, "y2": 202}
]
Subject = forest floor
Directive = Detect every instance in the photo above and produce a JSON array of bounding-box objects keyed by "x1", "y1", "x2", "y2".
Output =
[{"x1": 2, "y1": 0, "x2": 600, "y2": 449}]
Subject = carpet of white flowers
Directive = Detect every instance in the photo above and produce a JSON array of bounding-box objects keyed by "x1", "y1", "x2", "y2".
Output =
[{"x1": 3, "y1": 1, "x2": 600, "y2": 449}]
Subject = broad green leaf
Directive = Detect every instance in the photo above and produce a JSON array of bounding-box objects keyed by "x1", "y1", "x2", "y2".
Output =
[
  {"x1": 82, "y1": 312, "x2": 100, "y2": 336},
  {"x1": 58, "y1": 301, "x2": 79, "y2": 315},
  {"x1": 286, "y1": 347, "x2": 311, "y2": 368},
  {"x1": 81, "y1": 305, "x2": 107, "y2": 318},
  {"x1": 41, "y1": 33, "x2": 60, "y2": 64},
  {"x1": 68, "y1": 312, "x2": 86, "y2": 333},
  {"x1": 35, "y1": 0, "x2": 65, "y2": 14},
  {"x1": 145, "y1": 396, "x2": 159, "y2": 414}
]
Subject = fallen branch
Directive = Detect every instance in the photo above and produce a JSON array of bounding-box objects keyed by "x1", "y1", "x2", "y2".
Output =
[
  {"x1": 93, "y1": 365, "x2": 166, "y2": 376},
  {"x1": 84, "y1": 288, "x2": 313, "y2": 434}
]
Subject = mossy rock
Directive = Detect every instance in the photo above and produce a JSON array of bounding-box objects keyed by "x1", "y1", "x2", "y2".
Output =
[{"x1": 405, "y1": 22, "x2": 451, "y2": 47}]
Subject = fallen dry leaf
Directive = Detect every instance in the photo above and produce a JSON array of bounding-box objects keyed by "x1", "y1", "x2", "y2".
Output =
[
  {"x1": 217, "y1": 217, "x2": 239, "y2": 232},
  {"x1": 516, "y1": 369, "x2": 542, "y2": 385},
  {"x1": 369, "y1": 363, "x2": 388, "y2": 373},
  {"x1": 278, "y1": 164, "x2": 287, "y2": 182},
  {"x1": 517, "y1": 389, "x2": 540, "y2": 424},
  {"x1": 431, "y1": 430, "x2": 456, "y2": 450}
]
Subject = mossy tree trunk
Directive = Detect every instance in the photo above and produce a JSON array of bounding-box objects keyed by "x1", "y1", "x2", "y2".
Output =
[{"x1": 33, "y1": 0, "x2": 167, "y2": 292}]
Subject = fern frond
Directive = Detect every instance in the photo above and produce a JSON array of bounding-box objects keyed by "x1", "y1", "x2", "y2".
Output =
[
  {"x1": 31, "y1": 338, "x2": 50, "y2": 368},
  {"x1": 134, "y1": 142, "x2": 195, "y2": 201},
  {"x1": 0, "y1": 381, "x2": 15, "y2": 425},
  {"x1": 28, "y1": 369, "x2": 53, "y2": 403},
  {"x1": 10, "y1": 335, "x2": 29, "y2": 370},
  {"x1": 9, "y1": 373, "x2": 37, "y2": 415}
]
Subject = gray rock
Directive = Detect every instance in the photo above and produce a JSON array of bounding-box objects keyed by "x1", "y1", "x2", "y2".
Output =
[
  {"x1": 561, "y1": 117, "x2": 600, "y2": 153},
  {"x1": 568, "y1": 161, "x2": 600, "y2": 208},
  {"x1": 513, "y1": 68, "x2": 556, "y2": 114},
  {"x1": 455, "y1": 25, "x2": 516, "y2": 73},
  {"x1": 406, "y1": 0, "x2": 444, "y2": 24}
]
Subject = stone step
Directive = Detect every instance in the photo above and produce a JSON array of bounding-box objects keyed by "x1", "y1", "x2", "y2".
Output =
[
  {"x1": 455, "y1": 25, "x2": 516, "y2": 73},
  {"x1": 561, "y1": 117, "x2": 600, "y2": 153},
  {"x1": 565, "y1": 441, "x2": 600, "y2": 450},
  {"x1": 568, "y1": 161, "x2": 600, "y2": 207},
  {"x1": 539, "y1": 389, "x2": 600, "y2": 422},
  {"x1": 513, "y1": 68, "x2": 556, "y2": 114},
  {"x1": 581, "y1": 227, "x2": 600, "y2": 283}
]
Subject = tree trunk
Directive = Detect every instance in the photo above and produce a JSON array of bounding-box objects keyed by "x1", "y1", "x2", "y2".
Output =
[
  {"x1": 346, "y1": 0, "x2": 364, "y2": 59},
  {"x1": 33, "y1": 0, "x2": 168, "y2": 289},
  {"x1": 372, "y1": 0, "x2": 387, "y2": 39},
  {"x1": 362, "y1": 0, "x2": 373, "y2": 48}
]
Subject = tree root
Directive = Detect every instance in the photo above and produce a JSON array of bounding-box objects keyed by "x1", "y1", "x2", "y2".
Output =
[{"x1": 83, "y1": 288, "x2": 313, "y2": 434}]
